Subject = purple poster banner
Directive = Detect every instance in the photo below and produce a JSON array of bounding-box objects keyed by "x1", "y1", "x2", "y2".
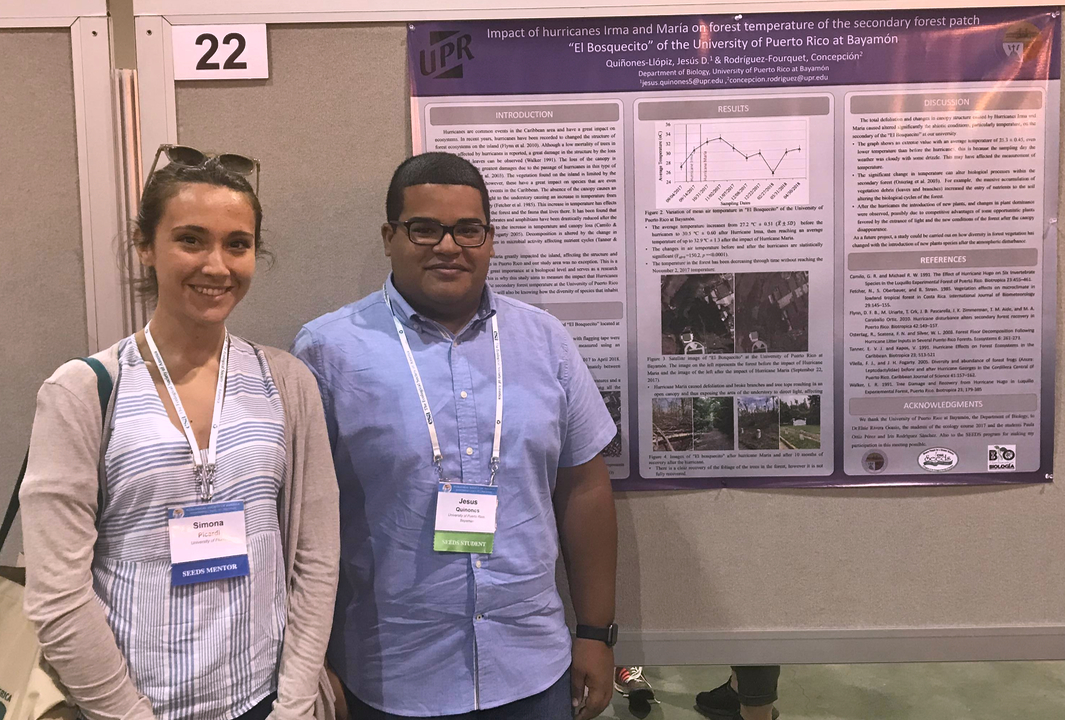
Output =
[
  {"x1": 410, "y1": 7, "x2": 1059, "y2": 96},
  {"x1": 409, "y1": 7, "x2": 1059, "y2": 490}
]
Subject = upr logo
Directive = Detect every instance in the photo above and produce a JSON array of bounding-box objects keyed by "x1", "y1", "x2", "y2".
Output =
[
  {"x1": 419, "y1": 31, "x2": 474, "y2": 79},
  {"x1": 862, "y1": 450, "x2": 887, "y2": 474},
  {"x1": 1002, "y1": 21, "x2": 1043, "y2": 62}
]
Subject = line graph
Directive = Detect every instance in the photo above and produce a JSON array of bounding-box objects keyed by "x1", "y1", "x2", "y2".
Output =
[
  {"x1": 679, "y1": 137, "x2": 801, "y2": 177},
  {"x1": 656, "y1": 118, "x2": 810, "y2": 209}
]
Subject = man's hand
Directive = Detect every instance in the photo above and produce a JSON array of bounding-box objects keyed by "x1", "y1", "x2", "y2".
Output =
[
  {"x1": 555, "y1": 455, "x2": 616, "y2": 718},
  {"x1": 570, "y1": 637, "x2": 614, "y2": 720}
]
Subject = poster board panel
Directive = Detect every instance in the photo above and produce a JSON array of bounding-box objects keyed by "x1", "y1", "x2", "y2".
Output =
[
  {"x1": 173, "y1": 24, "x2": 410, "y2": 349},
  {"x1": 0, "y1": 28, "x2": 90, "y2": 565}
]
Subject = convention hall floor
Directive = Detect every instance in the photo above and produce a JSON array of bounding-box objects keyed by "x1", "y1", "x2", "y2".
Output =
[{"x1": 603, "y1": 663, "x2": 1065, "y2": 719}]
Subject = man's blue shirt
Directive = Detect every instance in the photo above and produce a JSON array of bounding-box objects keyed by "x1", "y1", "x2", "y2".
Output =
[{"x1": 292, "y1": 277, "x2": 615, "y2": 716}]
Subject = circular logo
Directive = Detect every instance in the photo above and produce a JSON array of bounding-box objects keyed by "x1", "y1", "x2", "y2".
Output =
[
  {"x1": 862, "y1": 450, "x2": 887, "y2": 474},
  {"x1": 918, "y1": 447, "x2": 958, "y2": 472},
  {"x1": 1002, "y1": 21, "x2": 1044, "y2": 62},
  {"x1": 172, "y1": 508, "x2": 185, "y2": 519},
  {"x1": 441, "y1": 482, "x2": 452, "y2": 493}
]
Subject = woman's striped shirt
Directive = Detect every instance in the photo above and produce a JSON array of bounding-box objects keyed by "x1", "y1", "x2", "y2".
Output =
[{"x1": 93, "y1": 336, "x2": 287, "y2": 720}]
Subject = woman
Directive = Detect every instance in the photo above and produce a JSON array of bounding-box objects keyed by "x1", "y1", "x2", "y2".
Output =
[{"x1": 19, "y1": 146, "x2": 339, "y2": 720}]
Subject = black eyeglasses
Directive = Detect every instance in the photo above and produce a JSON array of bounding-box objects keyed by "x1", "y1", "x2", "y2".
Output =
[
  {"x1": 390, "y1": 218, "x2": 492, "y2": 248},
  {"x1": 146, "y1": 144, "x2": 260, "y2": 194}
]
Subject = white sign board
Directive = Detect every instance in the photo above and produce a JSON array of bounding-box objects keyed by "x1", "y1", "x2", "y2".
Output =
[{"x1": 172, "y1": 24, "x2": 268, "y2": 80}]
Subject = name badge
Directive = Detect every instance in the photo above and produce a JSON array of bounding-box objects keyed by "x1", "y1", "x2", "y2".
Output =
[
  {"x1": 434, "y1": 482, "x2": 498, "y2": 554},
  {"x1": 167, "y1": 501, "x2": 250, "y2": 586}
]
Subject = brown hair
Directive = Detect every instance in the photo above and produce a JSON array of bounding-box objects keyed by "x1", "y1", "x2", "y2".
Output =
[{"x1": 131, "y1": 160, "x2": 267, "y2": 300}]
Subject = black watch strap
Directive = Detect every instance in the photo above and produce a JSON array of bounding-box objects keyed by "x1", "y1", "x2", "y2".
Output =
[{"x1": 575, "y1": 623, "x2": 618, "y2": 647}]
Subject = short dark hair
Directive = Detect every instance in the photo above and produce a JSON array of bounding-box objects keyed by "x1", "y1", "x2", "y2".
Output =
[
  {"x1": 130, "y1": 160, "x2": 266, "y2": 300},
  {"x1": 386, "y1": 152, "x2": 491, "y2": 223}
]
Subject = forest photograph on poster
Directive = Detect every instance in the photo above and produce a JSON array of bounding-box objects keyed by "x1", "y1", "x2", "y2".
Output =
[
  {"x1": 652, "y1": 396, "x2": 734, "y2": 452},
  {"x1": 779, "y1": 394, "x2": 821, "y2": 449}
]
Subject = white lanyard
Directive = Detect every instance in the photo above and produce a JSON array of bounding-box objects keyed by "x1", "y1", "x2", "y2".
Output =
[
  {"x1": 383, "y1": 283, "x2": 503, "y2": 485},
  {"x1": 144, "y1": 321, "x2": 229, "y2": 501}
]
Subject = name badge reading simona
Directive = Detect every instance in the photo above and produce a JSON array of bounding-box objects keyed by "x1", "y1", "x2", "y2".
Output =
[
  {"x1": 167, "y1": 501, "x2": 250, "y2": 586},
  {"x1": 434, "y1": 483, "x2": 498, "y2": 554}
]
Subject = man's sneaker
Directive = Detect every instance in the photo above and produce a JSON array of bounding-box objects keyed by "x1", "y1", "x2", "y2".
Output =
[
  {"x1": 695, "y1": 678, "x2": 779, "y2": 720},
  {"x1": 613, "y1": 666, "x2": 656, "y2": 703}
]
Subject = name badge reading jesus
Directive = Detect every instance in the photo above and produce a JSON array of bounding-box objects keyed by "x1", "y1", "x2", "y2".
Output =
[
  {"x1": 167, "y1": 501, "x2": 250, "y2": 586},
  {"x1": 434, "y1": 483, "x2": 498, "y2": 554}
]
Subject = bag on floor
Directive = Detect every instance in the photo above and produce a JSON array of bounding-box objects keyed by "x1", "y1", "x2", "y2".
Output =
[{"x1": 0, "y1": 478, "x2": 77, "y2": 720}]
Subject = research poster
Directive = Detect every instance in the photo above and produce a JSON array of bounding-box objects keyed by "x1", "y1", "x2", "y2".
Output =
[{"x1": 408, "y1": 7, "x2": 1060, "y2": 489}]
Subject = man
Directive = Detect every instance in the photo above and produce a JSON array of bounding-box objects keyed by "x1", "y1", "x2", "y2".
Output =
[{"x1": 293, "y1": 152, "x2": 619, "y2": 720}]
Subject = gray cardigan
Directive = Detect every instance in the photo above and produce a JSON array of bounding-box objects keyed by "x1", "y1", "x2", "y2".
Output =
[{"x1": 19, "y1": 341, "x2": 340, "y2": 720}]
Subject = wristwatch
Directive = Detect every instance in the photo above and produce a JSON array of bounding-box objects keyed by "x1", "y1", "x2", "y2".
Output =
[{"x1": 575, "y1": 623, "x2": 619, "y2": 647}]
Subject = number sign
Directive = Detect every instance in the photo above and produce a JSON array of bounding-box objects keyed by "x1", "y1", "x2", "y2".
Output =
[{"x1": 172, "y1": 25, "x2": 268, "y2": 80}]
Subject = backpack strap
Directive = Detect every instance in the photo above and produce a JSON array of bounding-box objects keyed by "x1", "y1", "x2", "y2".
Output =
[
  {"x1": 79, "y1": 357, "x2": 115, "y2": 415},
  {"x1": 0, "y1": 454, "x2": 28, "y2": 554},
  {"x1": 0, "y1": 358, "x2": 114, "y2": 553}
]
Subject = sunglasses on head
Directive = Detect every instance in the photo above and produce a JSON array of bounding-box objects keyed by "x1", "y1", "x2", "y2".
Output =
[{"x1": 146, "y1": 144, "x2": 260, "y2": 194}]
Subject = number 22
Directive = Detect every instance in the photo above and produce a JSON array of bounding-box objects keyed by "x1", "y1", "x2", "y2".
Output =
[{"x1": 196, "y1": 32, "x2": 248, "y2": 70}]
